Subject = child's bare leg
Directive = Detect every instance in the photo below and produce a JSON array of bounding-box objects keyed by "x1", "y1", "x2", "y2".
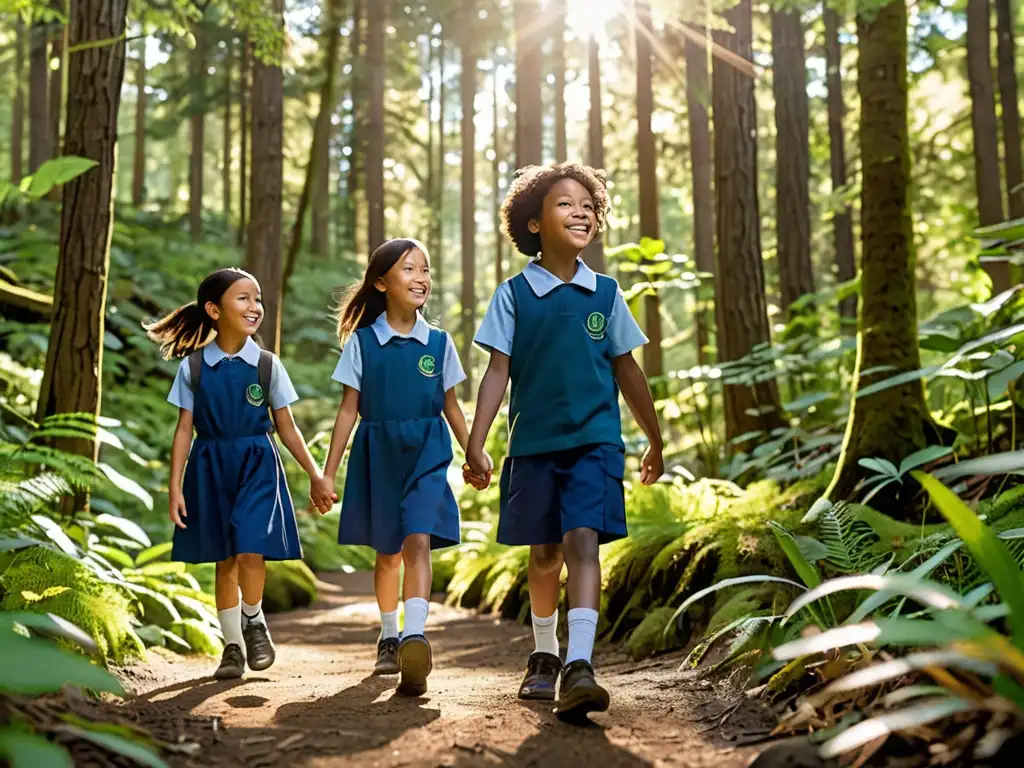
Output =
[
  {"x1": 397, "y1": 534, "x2": 433, "y2": 695},
  {"x1": 236, "y1": 553, "x2": 266, "y2": 608},
  {"x1": 528, "y1": 544, "x2": 564, "y2": 655},
  {"x1": 401, "y1": 533, "x2": 432, "y2": 602},
  {"x1": 562, "y1": 527, "x2": 601, "y2": 664},
  {"x1": 213, "y1": 557, "x2": 245, "y2": 677},
  {"x1": 374, "y1": 551, "x2": 403, "y2": 638},
  {"x1": 235, "y1": 553, "x2": 275, "y2": 668},
  {"x1": 215, "y1": 556, "x2": 240, "y2": 610}
]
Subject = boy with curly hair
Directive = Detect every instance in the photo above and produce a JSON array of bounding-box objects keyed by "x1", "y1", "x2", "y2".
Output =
[{"x1": 465, "y1": 162, "x2": 663, "y2": 720}]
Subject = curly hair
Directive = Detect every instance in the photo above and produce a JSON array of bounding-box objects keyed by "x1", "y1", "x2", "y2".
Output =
[{"x1": 500, "y1": 162, "x2": 609, "y2": 258}]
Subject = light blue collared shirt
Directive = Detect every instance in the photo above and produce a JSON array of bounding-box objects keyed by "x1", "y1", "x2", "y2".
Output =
[
  {"x1": 474, "y1": 258, "x2": 648, "y2": 357},
  {"x1": 167, "y1": 337, "x2": 299, "y2": 412},
  {"x1": 332, "y1": 312, "x2": 466, "y2": 393}
]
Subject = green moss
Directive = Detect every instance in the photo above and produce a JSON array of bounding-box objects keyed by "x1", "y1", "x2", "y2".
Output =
[
  {"x1": 263, "y1": 560, "x2": 318, "y2": 614},
  {"x1": 170, "y1": 618, "x2": 223, "y2": 656},
  {"x1": 0, "y1": 547, "x2": 144, "y2": 663},
  {"x1": 624, "y1": 606, "x2": 681, "y2": 660}
]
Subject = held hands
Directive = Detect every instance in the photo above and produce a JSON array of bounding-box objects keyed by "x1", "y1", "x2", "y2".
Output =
[
  {"x1": 169, "y1": 491, "x2": 187, "y2": 529},
  {"x1": 640, "y1": 443, "x2": 664, "y2": 486},
  {"x1": 309, "y1": 472, "x2": 338, "y2": 515},
  {"x1": 463, "y1": 446, "x2": 494, "y2": 490}
]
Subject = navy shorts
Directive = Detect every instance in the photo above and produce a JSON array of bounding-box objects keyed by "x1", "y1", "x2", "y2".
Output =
[{"x1": 497, "y1": 443, "x2": 627, "y2": 546}]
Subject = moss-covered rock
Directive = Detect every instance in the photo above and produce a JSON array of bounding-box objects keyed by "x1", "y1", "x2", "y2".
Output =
[
  {"x1": 263, "y1": 560, "x2": 318, "y2": 614},
  {"x1": 169, "y1": 618, "x2": 223, "y2": 656},
  {"x1": 624, "y1": 606, "x2": 681, "y2": 660}
]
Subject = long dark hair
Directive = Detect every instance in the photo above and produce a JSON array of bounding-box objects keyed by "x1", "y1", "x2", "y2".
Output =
[
  {"x1": 335, "y1": 238, "x2": 428, "y2": 344},
  {"x1": 143, "y1": 268, "x2": 258, "y2": 359}
]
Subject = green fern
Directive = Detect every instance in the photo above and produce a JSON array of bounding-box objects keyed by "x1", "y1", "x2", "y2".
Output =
[{"x1": 819, "y1": 502, "x2": 883, "y2": 574}]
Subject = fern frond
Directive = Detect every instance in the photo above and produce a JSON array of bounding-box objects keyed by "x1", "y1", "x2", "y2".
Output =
[{"x1": 820, "y1": 503, "x2": 882, "y2": 574}]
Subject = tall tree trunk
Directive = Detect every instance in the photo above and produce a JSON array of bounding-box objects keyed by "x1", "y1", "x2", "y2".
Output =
[
  {"x1": 345, "y1": 0, "x2": 364, "y2": 255},
  {"x1": 996, "y1": 0, "x2": 1023, "y2": 219},
  {"x1": 11, "y1": 19, "x2": 25, "y2": 182},
  {"x1": 583, "y1": 33, "x2": 606, "y2": 272},
  {"x1": 437, "y1": 33, "x2": 446, "y2": 300},
  {"x1": 514, "y1": 0, "x2": 543, "y2": 168},
  {"x1": 826, "y1": 0, "x2": 930, "y2": 506},
  {"x1": 426, "y1": 32, "x2": 436, "y2": 239},
  {"x1": 824, "y1": 7, "x2": 856, "y2": 320},
  {"x1": 48, "y1": 0, "x2": 65, "y2": 161},
  {"x1": 189, "y1": 23, "x2": 206, "y2": 241},
  {"x1": 283, "y1": 0, "x2": 342, "y2": 293},
  {"x1": 713, "y1": 0, "x2": 784, "y2": 444},
  {"x1": 772, "y1": 8, "x2": 814, "y2": 315},
  {"x1": 966, "y1": 0, "x2": 1008, "y2": 292},
  {"x1": 238, "y1": 35, "x2": 249, "y2": 245},
  {"x1": 685, "y1": 32, "x2": 714, "y2": 365},
  {"x1": 635, "y1": 0, "x2": 663, "y2": 380},
  {"x1": 222, "y1": 36, "x2": 232, "y2": 219},
  {"x1": 365, "y1": 0, "x2": 386, "y2": 254},
  {"x1": 552, "y1": 0, "x2": 567, "y2": 163},
  {"x1": 245, "y1": 0, "x2": 285, "y2": 354},
  {"x1": 28, "y1": 19, "x2": 49, "y2": 171},
  {"x1": 460, "y1": 2, "x2": 477, "y2": 400},
  {"x1": 35, "y1": 0, "x2": 129, "y2": 470},
  {"x1": 131, "y1": 37, "x2": 146, "y2": 207},
  {"x1": 493, "y1": 62, "x2": 504, "y2": 287},
  {"x1": 311, "y1": 0, "x2": 338, "y2": 257}
]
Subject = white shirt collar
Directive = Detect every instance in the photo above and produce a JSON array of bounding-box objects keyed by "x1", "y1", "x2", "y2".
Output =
[
  {"x1": 203, "y1": 336, "x2": 262, "y2": 367},
  {"x1": 521, "y1": 257, "x2": 597, "y2": 297},
  {"x1": 370, "y1": 312, "x2": 431, "y2": 346}
]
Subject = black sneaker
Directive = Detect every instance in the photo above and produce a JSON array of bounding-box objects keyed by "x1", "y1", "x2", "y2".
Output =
[
  {"x1": 213, "y1": 643, "x2": 245, "y2": 680},
  {"x1": 554, "y1": 660, "x2": 609, "y2": 721},
  {"x1": 517, "y1": 651, "x2": 562, "y2": 701},
  {"x1": 397, "y1": 634, "x2": 432, "y2": 696},
  {"x1": 243, "y1": 621, "x2": 276, "y2": 671},
  {"x1": 374, "y1": 636, "x2": 400, "y2": 676}
]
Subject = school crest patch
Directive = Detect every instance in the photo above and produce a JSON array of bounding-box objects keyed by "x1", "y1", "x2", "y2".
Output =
[
  {"x1": 417, "y1": 354, "x2": 437, "y2": 377},
  {"x1": 246, "y1": 383, "x2": 265, "y2": 407},
  {"x1": 586, "y1": 311, "x2": 607, "y2": 340}
]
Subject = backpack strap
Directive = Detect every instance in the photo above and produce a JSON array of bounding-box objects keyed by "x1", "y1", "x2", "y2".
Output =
[
  {"x1": 258, "y1": 349, "x2": 277, "y2": 434},
  {"x1": 188, "y1": 350, "x2": 203, "y2": 393}
]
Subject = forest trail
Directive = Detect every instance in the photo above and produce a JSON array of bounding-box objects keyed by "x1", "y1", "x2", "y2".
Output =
[{"x1": 115, "y1": 572, "x2": 777, "y2": 767}]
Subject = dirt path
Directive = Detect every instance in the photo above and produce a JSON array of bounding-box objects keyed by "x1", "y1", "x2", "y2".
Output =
[{"x1": 117, "y1": 573, "x2": 777, "y2": 767}]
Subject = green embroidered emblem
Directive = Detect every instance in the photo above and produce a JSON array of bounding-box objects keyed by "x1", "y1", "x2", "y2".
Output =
[
  {"x1": 586, "y1": 311, "x2": 607, "y2": 340},
  {"x1": 246, "y1": 383, "x2": 265, "y2": 407},
  {"x1": 418, "y1": 355, "x2": 437, "y2": 377}
]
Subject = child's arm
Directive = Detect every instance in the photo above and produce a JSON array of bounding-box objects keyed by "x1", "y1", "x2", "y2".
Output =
[
  {"x1": 444, "y1": 389, "x2": 491, "y2": 489},
  {"x1": 612, "y1": 354, "x2": 664, "y2": 485},
  {"x1": 322, "y1": 386, "x2": 360, "y2": 486},
  {"x1": 466, "y1": 351, "x2": 510, "y2": 475},
  {"x1": 168, "y1": 408, "x2": 193, "y2": 529},
  {"x1": 274, "y1": 405, "x2": 334, "y2": 511}
]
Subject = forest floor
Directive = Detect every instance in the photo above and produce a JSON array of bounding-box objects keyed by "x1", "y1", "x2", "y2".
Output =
[{"x1": 113, "y1": 572, "x2": 784, "y2": 767}]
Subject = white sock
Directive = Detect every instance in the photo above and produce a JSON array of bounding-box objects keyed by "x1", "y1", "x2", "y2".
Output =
[
  {"x1": 380, "y1": 609, "x2": 400, "y2": 640},
  {"x1": 241, "y1": 598, "x2": 266, "y2": 629},
  {"x1": 565, "y1": 608, "x2": 599, "y2": 665},
  {"x1": 402, "y1": 597, "x2": 429, "y2": 637},
  {"x1": 531, "y1": 610, "x2": 559, "y2": 657},
  {"x1": 218, "y1": 602, "x2": 244, "y2": 653}
]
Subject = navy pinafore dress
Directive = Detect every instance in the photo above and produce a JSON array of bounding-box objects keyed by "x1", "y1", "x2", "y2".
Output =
[
  {"x1": 338, "y1": 326, "x2": 461, "y2": 555},
  {"x1": 174, "y1": 356, "x2": 302, "y2": 563}
]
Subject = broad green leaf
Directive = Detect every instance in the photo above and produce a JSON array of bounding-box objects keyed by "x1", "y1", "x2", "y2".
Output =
[
  {"x1": 0, "y1": 727, "x2": 74, "y2": 768},
  {"x1": 855, "y1": 366, "x2": 938, "y2": 399},
  {"x1": 666, "y1": 575, "x2": 805, "y2": 629},
  {"x1": 801, "y1": 497, "x2": 833, "y2": 524},
  {"x1": 914, "y1": 472, "x2": 1024, "y2": 647},
  {"x1": 90, "y1": 544, "x2": 135, "y2": 571},
  {"x1": 0, "y1": 631, "x2": 124, "y2": 696},
  {"x1": 795, "y1": 535, "x2": 829, "y2": 563},
  {"x1": 769, "y1": 522, "x2": 821, "y2": 589},
  {"x1": 30, "y1": 515, "x2": 77, "y2": 555},
  {"x1": 931, "y1": 452, "x2": 1024, "y2": 481},
  {"x1": 987, "y1": 360, "x2": 1024, "y2": 400},
  {"x1": 134, "y1": 542, "x2": 173, "y2": 568},
  {"x1": 898, "y1": 446, "x2": 954, "y2": 475},
  {"x1": 94, "y1": 513, "x2": 152, "y2": 548},
  {"x1": 52, "y1": 726, "x2": 167, "y2": 768},
  {"x1": 0, "y1": 612, "x2": 98, "y2": 654},
  {"x1": 97, "y1": 464, "x2": 153, "y2": 511},
  {"x1": 820, "y1": 698, "x2": 974, "y2": 759},
  {"x1": 24, "y1": 156, "x2": 99, "y2": 198},
  {"x1": 0, "y1": 537, "x2": 45, "y2": 554},
  {"x1": 817, "y1": 652, "x2": 997, "y2": 698},
  {"x1": 782, "y1": 391, "x2": 831, "y2": 412},
  {"x1": 785, "y1": 573, "x2": 964, "y2": 619},
  {"x1": 857, "y1": 457, "x2": 900, "y2": 477}
]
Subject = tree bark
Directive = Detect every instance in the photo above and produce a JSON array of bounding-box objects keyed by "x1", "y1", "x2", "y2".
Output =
[
  {"x1": 48, "y1": 0, "x2": 65, "y2": 162},
  {"x1": 311, "y1": 0, "x2": 339, "y2": 257},
  {"x1": 345, "y1": 0, "x2": 364, "y2": 255},
  {"x1": 966, "y1": 0, "x2": 1007, "y2": 292},
  {"x1": 552, "y1": 0, "x2": 567, "y2": 163},
  {"x1": 514, "y1": 0, "x2": 543, "y2": 168},
  {"x1": 131, "y1": 36, "x2": 146, "y2": 207},
  {"x1": 238, "y1": 34, "x2": 249, "y2": 245},
  {"x1": 635, "y1": 0, "x2": 663, "y2": 380},
  {"x1": 772, "y1": 9, "x2": 814, "y2": 315},
  {"x1": 189, "y1": 23, "x2": 206, "y2": 242},
  {"x1": 437, "y1": 32, "x2": 446, "y2": 299},
  {"x1": 826, "y1": 0, "x2": 930, "y2": 505},
  {"x1": 824, "y1": 7, "x2": 856, "y2": 320},
  {"x1": 35, "y1": 0, "x2": 129, "y2": 469},
  {"x1": 28, "y1": 19, "x2": 49, "y2": 172},
  {"x1": 583, "y1": 33, "x2": 606, "y2": 272},
  {"x1": 493, "y1": 62, "x2": 504, "y2": 287},
  {"x1": 222, "y1": 36, "x2": 232, "y2": 220},
  {"x1": 426, "y1": 32, "x2": 436, "y2": 244},
  {"x1": 713, "y1": 0, "x2": 784, "y2": 444},
  {"x1": 685, "y1": 32, "x2": 714, "y2": 365},
  {"x1": 366, "y1": 0, "x2": 386, "y2": 253},
  {"x1": 245, "y1": 0, "x2": 285, "y2": 354},
  {"x1": 995, "y1": 0, "x2": 1023, "y2": 219},
  {"x1": 12, "y1": 18, "x2": 25, "y2": 182},
  {"x1": 460, "y1": 1, "x2": 478, "y2": 400},
  {"x1": 283, "y1": 0, "x2": 342, "y2": 293}
]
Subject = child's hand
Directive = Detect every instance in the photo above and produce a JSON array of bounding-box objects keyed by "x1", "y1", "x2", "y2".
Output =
[
  {"x1": 309, "y1": 473, "x2": 338, "y2": 515},
  {"x1": 640, "y1": 443, "x2": 664, "y2": 486},
  {"x1": 169, "y1": 491, "x2": 187, "y2": 529},
  {"x1": 463, "y1": 447, "x2": 493, "y2": 490}
]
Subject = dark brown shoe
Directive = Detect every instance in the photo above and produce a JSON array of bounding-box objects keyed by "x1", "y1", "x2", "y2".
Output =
[
  {"x1": 397, "y1": 634, "x2": 432, "y2": 696},
  {"x1": 374, "y1": 636, "x2": 400, "y2": 676},
  {"x1": 518, "y1": 651, "x2": 561, "y2": 701},
  {"x1": 555, "y1": 660, "x2": 609, "y2": 721},
  {"x1": 213, "y1": 644, "x2": 245, "y2": 680}
]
